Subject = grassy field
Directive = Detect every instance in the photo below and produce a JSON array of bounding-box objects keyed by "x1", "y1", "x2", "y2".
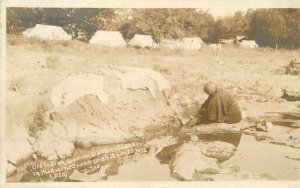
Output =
[{"x1": 6, "y1": 34, "x2": 300, "y2": 118}]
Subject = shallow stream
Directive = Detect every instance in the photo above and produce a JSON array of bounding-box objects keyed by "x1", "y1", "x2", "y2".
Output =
[{"x1": 8, "y1": 115, "x2": 300, "y2": 182}]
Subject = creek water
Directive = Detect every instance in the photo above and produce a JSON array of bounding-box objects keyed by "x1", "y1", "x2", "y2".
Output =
[
  {"x1": 223, "y1": 134, "x2": 300, "y2": 180},
  {"x1": 8, "y1": 126, "x2": 300, "y2": 182}
]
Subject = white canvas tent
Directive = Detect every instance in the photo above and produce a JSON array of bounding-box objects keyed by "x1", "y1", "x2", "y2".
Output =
[
  {"x1": 239, "y1": 40, "x2": 259, "y2": 48},
  {"x1": 129, "y1": 34, "x2": 154, "y2": 48},
  {"x1": 22, "y1": 24, "x2": 71, "y2": 40},
  {"x1": 177, "y1": 37, "x2": 203, "y2": 50},
  {"x1": 89, "y1": 31, "x2": 127, "y2": 47}
]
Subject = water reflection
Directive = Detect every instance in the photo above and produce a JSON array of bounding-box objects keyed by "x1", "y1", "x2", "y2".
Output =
[
  {"x1": 178, "y1": 131, "x2": 242, "y2": 147},
  {"x1": 196, "y1": 132, "x2": 242, "y2": 147},
  {"x1": 156, "y1": 132, "x2": 242, "y2": 164}
]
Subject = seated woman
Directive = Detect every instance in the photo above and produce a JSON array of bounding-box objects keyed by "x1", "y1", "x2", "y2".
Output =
[{"x1": 188, "y1": 82, "x2": 242, "y2": 126}]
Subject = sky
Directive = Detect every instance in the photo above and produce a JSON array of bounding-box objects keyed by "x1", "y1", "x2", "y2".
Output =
[
  {"x1": 4, "y1": 0, "x2": 300, "y2": 18},
  {"x1": 199, "y1": 0, "x2": 300, "y2": 18}
]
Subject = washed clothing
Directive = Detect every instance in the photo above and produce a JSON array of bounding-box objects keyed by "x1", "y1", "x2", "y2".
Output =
[{"x1": 200, "y1": 89, "x2": 242, "y2": 124}]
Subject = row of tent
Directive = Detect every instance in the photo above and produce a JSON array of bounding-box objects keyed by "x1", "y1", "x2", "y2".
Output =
[
  {"x1": 22, "y1": 24, "x2": 204, "y2": 50},
  {"x1": 220, "y1": 35, "x2": 259, "y2": 49},
  {"x1": 22, "y1": 24, "x2": 258, "y2": 49}
]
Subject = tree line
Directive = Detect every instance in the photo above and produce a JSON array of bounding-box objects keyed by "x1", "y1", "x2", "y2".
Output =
[{"x1": 6, "y1": 8, "x2": 300, "y2": 49}]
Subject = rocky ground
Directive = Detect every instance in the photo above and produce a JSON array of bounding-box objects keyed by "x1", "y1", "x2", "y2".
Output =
[{"x1": 5, "y1": 35, "x2": 300, "y2": 181}]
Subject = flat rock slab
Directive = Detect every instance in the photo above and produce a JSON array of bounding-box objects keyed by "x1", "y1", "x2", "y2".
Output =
[
  {"x1": 170, "y1": 140, "x2": 236, "y2": 180},
  {"x1": 171, "y1": 142, "x2": 220, "y2": 180},
  {"x1": 201, "y1": 141, "x2": 236, "y2": 162},
  {"x1": 179, "y1": 122, "x2": 246, "y2": 136},
  {"x1": 243, "y1": 125, "x2": 300, "y2": 149}
]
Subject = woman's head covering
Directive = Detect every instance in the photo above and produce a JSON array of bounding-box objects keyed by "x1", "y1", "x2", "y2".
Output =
[{"x1": 203, "y1": 82, "x2": 221, "y2": 95}]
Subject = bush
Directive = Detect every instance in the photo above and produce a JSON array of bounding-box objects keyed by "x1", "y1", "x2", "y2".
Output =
[{"x1": 28, "y1": 104, "x2": 48, "y2": 138}]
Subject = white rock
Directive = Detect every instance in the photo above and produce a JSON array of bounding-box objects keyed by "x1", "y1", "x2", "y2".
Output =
[
  {"x1": 120, "y1": 71, "x2": 157, "y2": 97},
  {"x1": 32, "y1": 154, "x2": 38, "y2": 160},
  {"x1": 51, "y1": 73, "x2": 108, "y2": 108},
  {"x1": 32, "y1": 130, "x2": 75, "y2": 160},
  {"x1": 171, "y1": 143, "x2": 220, "y2": 180},
  {"x1": 117, "y1": 66, "x2": 171, "y2": 91}
]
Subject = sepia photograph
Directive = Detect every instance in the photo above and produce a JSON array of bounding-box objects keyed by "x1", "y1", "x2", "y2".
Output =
[{"x1": 1, "y1": 0, "x2": 300, "y2": 187}]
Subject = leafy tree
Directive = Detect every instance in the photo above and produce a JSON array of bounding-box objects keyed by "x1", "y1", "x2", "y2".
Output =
[
  {"x1": 6, "y1": 8, "x2": 116, "y2": 41},
  {"x1": 211, "y1": 11, "x2": 251, "y2": 42},
  {"x1": 6, "y1": 8, "x2": 300, "y2": 48},
  {"x1": 248, "y1": 9, "x2": 291, "y2": 49},
  {"x1": 117, "y1": 9, "x2": 215, "y2": 43},
  {"x1": 281, "y1": 9, "x2": 300, "y2": 48}
]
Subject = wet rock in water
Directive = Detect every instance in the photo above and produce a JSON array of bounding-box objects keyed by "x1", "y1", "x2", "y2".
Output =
[
  {"x1": 254, "y1": 126, "x2": 300, "y2": 149},
  {"x1": 194, "y1": 122, "x2": 244, "y2": 134},
  {"x1": 32, "y1": 129, "x2": 75, "y2": 160},
  {"x1": 200, "y1": 141, "x2": 236, "y2": 162},
  {"x1": 179, "y1": 126, "x2": 242, "y2": 147},
  {"x1": 156, "y1": 143, "x2": 181, "y2": 164},
  {"x1": 69, "y1": 165, "x2": 110, "y2": 182},
  {"x1": 255, "y1": 120, "x2": 273, "y2": 132},
  {"x1": 146, "y1": 136, "x2": 178, "y2": 154},
  {"x1": 171, "y1": 142, "x2": 220, "y2": 180},
  {"x1": 6, "y1": 162, "x2": 17, "y2": 176}
]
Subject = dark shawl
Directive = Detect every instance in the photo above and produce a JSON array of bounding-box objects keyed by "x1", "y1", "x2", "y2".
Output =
[{"x1": 201, "y1": 89, "x2": 242, "y2": 124}]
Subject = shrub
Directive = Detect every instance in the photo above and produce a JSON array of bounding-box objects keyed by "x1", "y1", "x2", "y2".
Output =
[{"x1": 28, "y1": 104, "x2": 48, "y2": 138}]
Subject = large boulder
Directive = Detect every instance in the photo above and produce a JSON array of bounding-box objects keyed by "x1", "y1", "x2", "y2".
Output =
[
  {"x1": 32, "y1": 128, "x2": 75, "y2": 160},
  {"x1": 170, "y1": 140, "x2": 237, "y2": 180},
  {"x1": 31, "y1": 67, "x2": 176, "y2": 159},
  {"x1": 171, "y1": 142, "x2": 220, "y2": 180}
]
